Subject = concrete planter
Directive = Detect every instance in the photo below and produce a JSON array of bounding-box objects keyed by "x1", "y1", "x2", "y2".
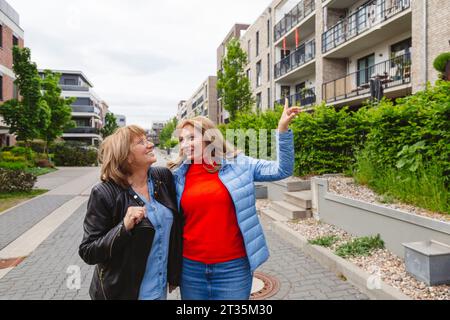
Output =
[
  {"x1": 403, "y1": 240, "x2": 450, "y2": 285},
  {"x1": 312, "y1": 177, "x2": 450, "y2": 258}
]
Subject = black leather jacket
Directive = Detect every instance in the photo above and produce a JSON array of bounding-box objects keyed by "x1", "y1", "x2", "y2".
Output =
[{"x1": 78, "y1": 167, "x2": 182, "y2": 300}]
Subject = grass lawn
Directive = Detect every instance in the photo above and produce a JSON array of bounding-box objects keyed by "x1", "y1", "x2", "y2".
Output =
[
  {"x1": 0, "y1": 189, "x2": 48, "y2": 214},
  {"x1": 24, "y1": 167, "x2": 58, "y2": 176}
]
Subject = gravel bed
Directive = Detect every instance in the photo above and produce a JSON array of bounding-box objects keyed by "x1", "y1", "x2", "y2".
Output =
[{"x1": 284, "y1": 217, "x2": 450, "y2": 300}]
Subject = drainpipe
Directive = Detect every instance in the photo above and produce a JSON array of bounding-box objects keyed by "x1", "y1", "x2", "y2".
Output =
[{"x1": 422, "y1": 0, "x2": 428, "y2": 86}]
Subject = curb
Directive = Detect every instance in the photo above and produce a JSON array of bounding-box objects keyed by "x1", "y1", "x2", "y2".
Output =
[{"x1": 260, "y1": 210, "x2": 412, "y2": 300}]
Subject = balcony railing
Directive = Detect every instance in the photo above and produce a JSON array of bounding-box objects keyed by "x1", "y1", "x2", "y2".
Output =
[
  {"x1": 275, "y1": 40, "x2": 316, "y2": 79},
  {"x1": 71, "y1": 105, "x2": 101, "y2": 115},
  {"x1": 65, "y1": 127, "x2": 100, "y2": 135},
  {"x1": 322, "y1": 53, "x2": 411, "y2": 103},
  {"x1": 274, "y1": 0, "x2": 315, "y2": 42},
  {"x1": 322, "y1": 0, "x2": 410, "y2": 53},
  {"x1": 275, "y1": 88, "x2": 316, "y2": 107},
  {"x1": 60, "y1": 84, "x2": 89, "y2": 92}
]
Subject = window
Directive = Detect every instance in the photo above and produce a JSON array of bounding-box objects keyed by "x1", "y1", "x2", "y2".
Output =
[
  {"x1": 267, "y1": 88, "x2": 271, "y2": 109},
  {"x1": 0, "y1": 75, "x2": 3, "y2": 100},
  {"x1": 256, "y1": 93, "x2": 262, "y2": 110},
  {"x1": 267, "y1": 19, "x2": 270, "y2": 47},
  {"x1": 246, "y1": 69, "x2": 251, "y2": 82},
  {"x1": 13, "y1": 83, "x2": 18, "y2": 99},
  {"x1": 256, "y1": 61, "x2": 262, "y2": 87},
  {"x1": 281, "y1": 86, "x2": 290, "y2": 101},
  {"x1": 0, "y1": 25, "x2": 3, "y2": 48},
  {"x1": 12, "y1": 35, "x2": 18, "y2": 47},
  {"x1": 357, "y1": 54, "x2": 375, "y2": 86},
  {"x1": 256, "y1": 31, "x2": 260, "y2": 57},
  {"x1": 267, "y1": 53, "x2": 271, "y2": 81},
  {"x1": 64, "y1": 78, "x2": 77, "y2": 85},
  {"x1": 391, "y1": 37, "x2": 412, "y2": 61}
]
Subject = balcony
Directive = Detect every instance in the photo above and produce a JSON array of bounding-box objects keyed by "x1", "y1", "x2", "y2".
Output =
[
  {"x1": 65, "y1": 127, "x2": 100, "y2": 135},
  {"x1": 275, "y1": 40, "x2": 316, "y2": 79},
  {"x1": 71, "y1": 105, "x2": 102, "y2": 116},
  {"x1": 322, "y1": 53, "x2": 411, "y2": 103},
  {"x1": 322, "y1": 0, "x2": 411, "y2": 54},
  {"x1": 276, "y1": 88, "x2": 316, "y2": 107},
  {"x1": 274, "y1": 0, "x2": 315, "y2": 42},
  {"x1": 60, "y1": 85, "x2": 89, "y2": 92}
]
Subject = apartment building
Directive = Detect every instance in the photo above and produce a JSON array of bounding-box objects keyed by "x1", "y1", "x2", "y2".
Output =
[
  {"x1": 180, "y1": 76, "x2": 219, "y2": 124},
  {"x1": 0, "y1": 0, "x2": 24, "y2": 147},
  {"x1": 240, "y1": 6, "x2": 275, "y2": 115},
  {"x1": 217, "y1": 23, "x2": 250, "y2": 123},
  {"x1": 177, "y1": 100, "x2": 187, "y2": 123},
  {"x1": 272, "y1": 0, "x2": 450, "y2": 109},
  {"x1": 149, "y1": 121, "x2": 165, "y2": 145},
  {"x1": 40, "y1": 70, "x2": 105, "y2": 146},
  {"x1": 213, "y1": 0, "x2": 449, "y2": 125},
  {"x1": 115, "y1": 114, "x2": 126, "y2": 127}
]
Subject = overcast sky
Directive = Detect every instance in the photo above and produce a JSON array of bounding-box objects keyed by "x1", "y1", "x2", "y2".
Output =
[{"x1": 9, "y1": 0, "x2": 269, "y2": 129}]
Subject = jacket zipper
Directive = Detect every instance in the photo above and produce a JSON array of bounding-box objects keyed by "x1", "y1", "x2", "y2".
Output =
[{"x1": 97, "y1": 265, "x2": 108, "y2": 300}]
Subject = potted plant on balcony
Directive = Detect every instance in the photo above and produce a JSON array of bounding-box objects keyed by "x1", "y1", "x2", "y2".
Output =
[
  {"x1": 300, "y1": 87, "x2": 315, "y2": 106},
  {"x1": 433, "y1": 52, "x2": 450, "y2": 81}
]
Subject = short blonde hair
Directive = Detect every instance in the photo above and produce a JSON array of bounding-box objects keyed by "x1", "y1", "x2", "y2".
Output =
[
  {"x1": 99, "y1": 125, "x2": 146, "y2": 188},
  {"x1": 167, "y1": 116, "x2": 238, "y2": 170}
]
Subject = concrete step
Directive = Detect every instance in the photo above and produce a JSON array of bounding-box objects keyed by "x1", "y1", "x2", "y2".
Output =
[
  {"x1": 284, "y1": 191, "x2": 312, "y2": 209},
  {"x1": 270, "y1": 200, "x2": 312, "y2": 220},
  {"x1": 286, "y1": 180, "x2": 311, "y2": 192},
  {"x1": 260, "y1": 208, "x2": 289, "y2": 222}
]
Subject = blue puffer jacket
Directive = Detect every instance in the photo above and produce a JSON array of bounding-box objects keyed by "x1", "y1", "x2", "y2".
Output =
[{"x1": 172, "y1": 130, "x2": 294, "y2": 272}]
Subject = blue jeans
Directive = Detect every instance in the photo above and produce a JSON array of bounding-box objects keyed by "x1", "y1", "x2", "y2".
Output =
[{"x1": 180, "y1": 257, "x2": 253, "y2": 300}]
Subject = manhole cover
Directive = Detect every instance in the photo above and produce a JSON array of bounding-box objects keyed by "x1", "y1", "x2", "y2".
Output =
[{"x1": 250, "y1": 272, "x2": 280, "y2": 300}]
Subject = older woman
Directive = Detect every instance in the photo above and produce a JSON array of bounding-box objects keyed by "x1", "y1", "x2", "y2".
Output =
[
  {"x1": 169, "y1": 100, "x2": 300, "y2": 300},
  {"x1": 79, "y1": 125, "x2": 182, "y2": 300}
]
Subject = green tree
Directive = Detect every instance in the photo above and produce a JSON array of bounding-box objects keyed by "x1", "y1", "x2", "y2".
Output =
[
  {"x1": 217, "y1": 38, "x2": 254, "y2": 121},
  {"x1": 101, "y1": 112, "x2": 119, "y2": 138},
  {"x1": 40, "y1": 70, "x2": 76, "y2": 156},
  {"x1": 159, "y1": 117, "x2": 177, "y2": 148},
  {"x1": 0, "y1": 47, "x2": 50, "y2": 146}
]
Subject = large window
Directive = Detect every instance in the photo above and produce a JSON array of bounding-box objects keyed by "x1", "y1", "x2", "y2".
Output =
[
  {"x1": 256, "y1": 61, "x2": 262, "y2": 87},
  {"x1": 256, "y1": 31, "x2": 260, "y2": 57},
  {"x1": 12, "y1": 35, "x2": 18, "y2": 47},
  {"x1": 256, "y1": 93, "x2": 262, "y2": 110}
]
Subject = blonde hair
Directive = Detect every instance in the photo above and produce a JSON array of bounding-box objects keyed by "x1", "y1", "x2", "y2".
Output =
[
  {"x1": 167, "y1": 116, "x2": 239, "y2": 170},
  {"x1": 99, "y1": 125, "x2": 146, "y2": 188}
]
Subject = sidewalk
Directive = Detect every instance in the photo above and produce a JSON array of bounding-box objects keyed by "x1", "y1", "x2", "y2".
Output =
[
  {"x1": 0, "y1": 167, "x2": 100, "y2": 282},
  {"x1": 0, "y1": 201, "x2": 367, "y2": 300}
]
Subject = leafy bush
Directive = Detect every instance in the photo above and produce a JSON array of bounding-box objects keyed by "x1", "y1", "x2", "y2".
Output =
[
  {"x1": 433, "y1": 52, "x2": 450, "y2": 73},
  {"x1": 52, "y1": 142, "x2": 98, "y2": 166},
  {"x1": 290, "y1": 104, "x2": 371, "y2": 176},
  {"x1": 354, "y1": 81, "x2": 450, "y2": 214},
  {"x1": 335, "y1": 234, "x2": 384, "y2": 258},
  {"x1": 308, "y1": 235, "x2": 340, "y2": 247},
  {"x1": 0, "y1": 161, "x2": 28, "y2": 170},
  {"x1": 0, "y1": 168, "x2": 37, "y2": 192}
]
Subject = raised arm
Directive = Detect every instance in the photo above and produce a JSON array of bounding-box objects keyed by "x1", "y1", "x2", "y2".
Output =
[{"x1": 249, "y1": 98, "x2": 300, "y2": 182}]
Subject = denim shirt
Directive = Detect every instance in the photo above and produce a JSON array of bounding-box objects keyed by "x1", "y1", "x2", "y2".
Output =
[{"x1": 137, "y1": 172, "x2": 174, "y2": 300}]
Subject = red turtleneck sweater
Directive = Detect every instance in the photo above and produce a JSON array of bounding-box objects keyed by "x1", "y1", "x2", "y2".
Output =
[{"x1": 180, "y1": 163, "x2": 246, "y2": 264}]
